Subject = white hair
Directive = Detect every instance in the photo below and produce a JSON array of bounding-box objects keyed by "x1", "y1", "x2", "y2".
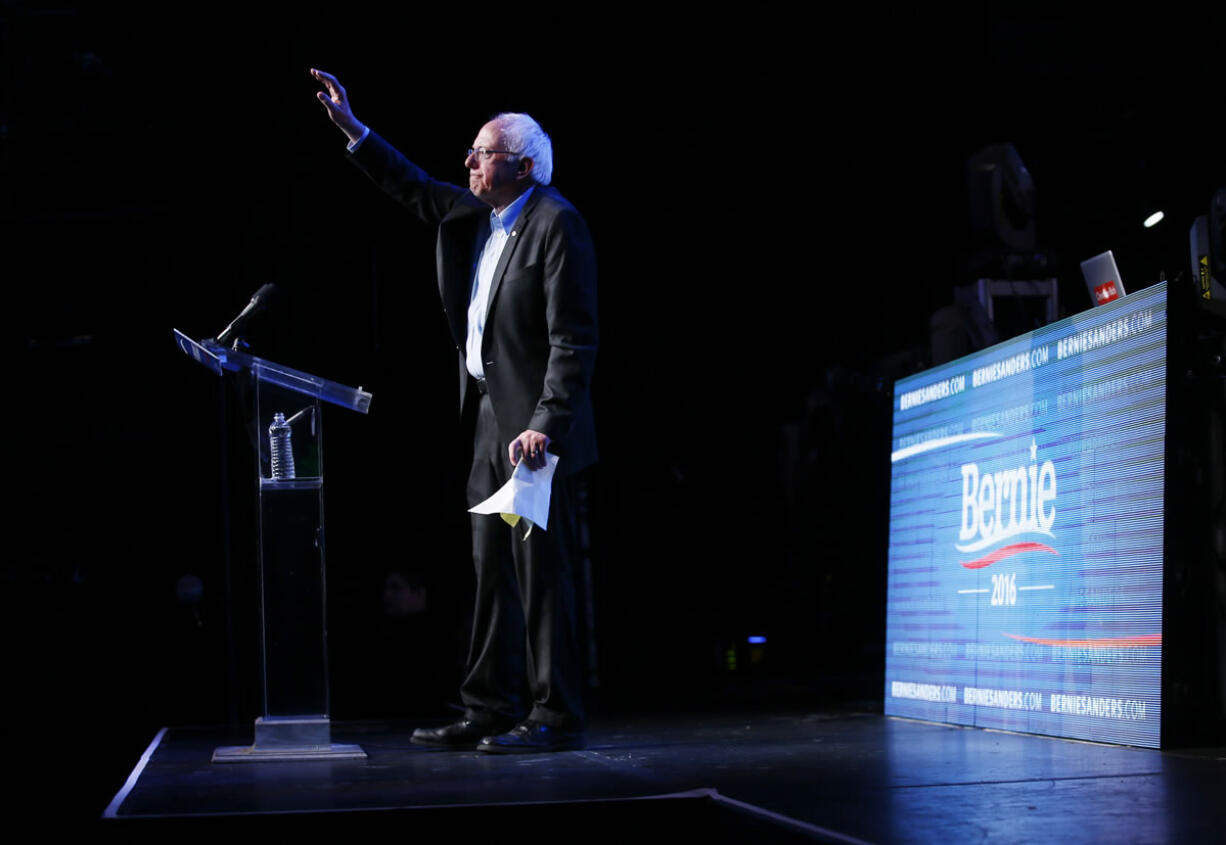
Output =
[{"x1": 495, "y1": 112, "x2": 553, "y2": 186}]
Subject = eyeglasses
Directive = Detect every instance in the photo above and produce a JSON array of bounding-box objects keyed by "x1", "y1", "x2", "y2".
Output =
[{"x1": 467, "y1": 147, "x2": 520, "y2": 160}]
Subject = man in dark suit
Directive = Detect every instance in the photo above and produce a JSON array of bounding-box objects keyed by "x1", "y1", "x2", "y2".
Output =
[{"x1": 312, "y1": 69, "x2": 596, "y2": 752}]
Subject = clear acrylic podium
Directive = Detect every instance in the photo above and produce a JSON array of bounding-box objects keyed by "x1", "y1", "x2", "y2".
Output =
[{"x1": 175, "y1": 330, "x2": 372, "y2": 762}]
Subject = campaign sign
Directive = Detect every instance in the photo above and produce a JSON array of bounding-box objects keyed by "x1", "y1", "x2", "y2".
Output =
[{"x1": 885, "y1": 282, "x2": 1167, "y2": 747}]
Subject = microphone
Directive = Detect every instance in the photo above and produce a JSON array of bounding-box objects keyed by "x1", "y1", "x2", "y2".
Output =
[{"x1": 215, "y1": 283, "x2": 278, "y2": 348}]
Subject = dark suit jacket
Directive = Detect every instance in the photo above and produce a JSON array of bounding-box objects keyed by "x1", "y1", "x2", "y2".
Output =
[{"x1": 350, "y1": 131, "x2": 598, "y2": 475}]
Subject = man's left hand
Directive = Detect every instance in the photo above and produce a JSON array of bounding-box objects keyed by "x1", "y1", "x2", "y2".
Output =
[{"x1": 509, "y1": 430, "x2": 551, "y2": 470}]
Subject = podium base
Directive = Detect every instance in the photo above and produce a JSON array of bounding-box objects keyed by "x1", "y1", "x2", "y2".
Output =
[
  {"x1": 212, "y1": 743, "x2": 367, "y2": 762},
  {"x1": 212, "y1": 715, "x2": 367, "y2": 763}
]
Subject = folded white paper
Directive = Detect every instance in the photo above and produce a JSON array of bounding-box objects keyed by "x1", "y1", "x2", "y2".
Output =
[{"x1": 468, "y1": 453, "x2": 559, "y2": 534}]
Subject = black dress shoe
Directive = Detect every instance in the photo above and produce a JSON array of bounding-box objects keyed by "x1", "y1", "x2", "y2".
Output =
[
  {"x1": 476, "y1": 720, "x2": 585, "y2": 754},
  {"x1": 411, "y1": 717, "x2": 514, "y2": 749}
]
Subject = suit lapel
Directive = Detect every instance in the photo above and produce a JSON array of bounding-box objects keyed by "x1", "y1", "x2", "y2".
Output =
[{"x1": 484, "y1": 187, "x2": 541, "y2": 328}]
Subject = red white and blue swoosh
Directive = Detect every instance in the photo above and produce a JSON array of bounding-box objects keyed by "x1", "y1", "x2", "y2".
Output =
[
  {"x1": 1001, "y1": 632, "x2": 1162, "y2": 648},
  {"x1": 960, "y1": 541, "x2": 1057, "y2": 569}
]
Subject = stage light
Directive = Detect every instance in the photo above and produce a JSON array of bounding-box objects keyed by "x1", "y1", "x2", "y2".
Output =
[
  {"x1": 1144, "y1": 211, "x2": 1165, "y2": 228},
  {"x1": 747, "y1": 636, "x2": 767, "y2": 644},
  {"x1": 966, "y1": 143, "x2": 1037, "y2": 250}
]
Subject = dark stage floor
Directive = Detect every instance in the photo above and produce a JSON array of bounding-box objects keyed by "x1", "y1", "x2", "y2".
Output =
[{"x1": 102, "y1": 711, "x2": 1226, "y2": 842}]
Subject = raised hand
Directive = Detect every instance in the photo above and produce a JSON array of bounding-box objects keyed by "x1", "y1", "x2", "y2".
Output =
[{"x1": 311, "y1": 68, "x2": 365, "y2": 143}]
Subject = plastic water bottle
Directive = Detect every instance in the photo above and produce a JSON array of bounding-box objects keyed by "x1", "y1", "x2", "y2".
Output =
[{"x1": 269, "y1": 412, "x2": 295, "y2": 479}]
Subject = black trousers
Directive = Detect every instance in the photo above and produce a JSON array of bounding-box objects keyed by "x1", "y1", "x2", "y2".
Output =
[{"x1": 460, "y1": 391, "x2": 585, "y2": 729}]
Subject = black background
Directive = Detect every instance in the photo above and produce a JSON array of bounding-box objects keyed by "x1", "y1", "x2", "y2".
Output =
[{"x1": 5, "y1": 3, "x2": 1224, "y2": 821}]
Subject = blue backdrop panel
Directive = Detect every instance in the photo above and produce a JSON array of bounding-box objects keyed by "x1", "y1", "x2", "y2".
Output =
[{"x1": 885, "y1": 283, "x2": 1167, "y2": 748}]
